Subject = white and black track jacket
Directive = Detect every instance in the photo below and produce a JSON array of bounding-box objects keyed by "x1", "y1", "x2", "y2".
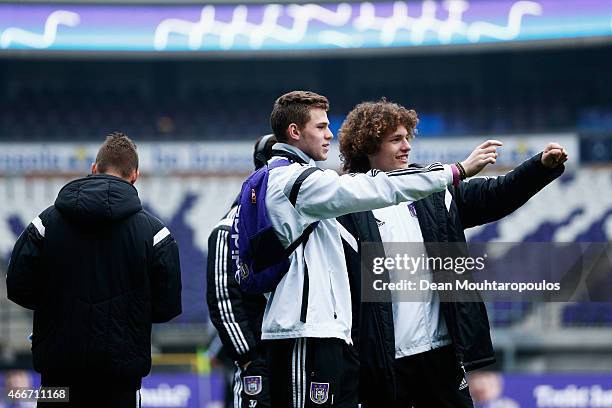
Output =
[
  {"x1": 261, "y1": 143, "x2": 454, "y2": 344},
  {"x1": 206, "y1": 205, "x2": 268, "y2": 365}
]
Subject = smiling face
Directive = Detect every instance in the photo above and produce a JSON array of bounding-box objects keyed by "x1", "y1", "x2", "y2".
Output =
[
  {"x1": 293, "y1": 108, "x2": 333, "y2": 161},
  {"x1": 338, "y1": 100, "x2": 419, "y2": 173},
  {"x1": 367, "y1": 125, "x2": 413, "y2": 171}
]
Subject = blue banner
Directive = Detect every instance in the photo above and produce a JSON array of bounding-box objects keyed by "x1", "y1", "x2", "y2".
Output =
[
  {"x1": 0, "y1": 371, "x2": 224, "y2": 408},
  {"x1": 2, "y1": 370, "x2": 612, "y2": 408},
  {"x1": 471, "y1": 372, "x2": 612, "y2": 408},
  {"x1": 0, "y1": 0, "x2": 610, "y2": 53}
]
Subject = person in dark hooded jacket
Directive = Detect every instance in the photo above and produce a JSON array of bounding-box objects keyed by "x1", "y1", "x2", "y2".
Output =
[{"x1": 6, "y1": 132, "x2": 182, "y2": 408}]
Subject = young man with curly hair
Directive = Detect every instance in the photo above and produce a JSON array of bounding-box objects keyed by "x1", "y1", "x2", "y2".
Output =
[
  {"x1": 337, "y1": 99, "x2": 568, "y2": 407},
  {"x1": 261, "y1": 91, "x2": 497, "y2": 407}
]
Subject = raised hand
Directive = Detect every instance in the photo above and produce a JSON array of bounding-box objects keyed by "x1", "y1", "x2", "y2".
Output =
[
  {"x1": 541, "y1": 143, "x2": 568, "y2": 168},
  {"x1": 460, "y1": 140, "x2": 503, "y2": 177}
]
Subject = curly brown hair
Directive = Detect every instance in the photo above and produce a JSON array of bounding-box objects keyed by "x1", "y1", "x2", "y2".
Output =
[
  {"x1": 270, "y1": 91, "x2": 329, "y2": 142},
  {"x1": 339, "y1": 99, "x2": 418, "y2": 173}
]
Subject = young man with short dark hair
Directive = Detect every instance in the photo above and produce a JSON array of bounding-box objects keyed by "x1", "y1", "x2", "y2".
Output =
[
  {"x1": 261, "y1": 91, "x2": 496, "y2": 407},
  {"x1": 6, "y1": 132, "x2": 182, "y2": 408}
]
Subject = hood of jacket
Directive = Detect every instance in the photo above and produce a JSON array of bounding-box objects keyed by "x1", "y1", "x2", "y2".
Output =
[{"x1": 55, "y1": 174, "x2": 142, "y2": 223}]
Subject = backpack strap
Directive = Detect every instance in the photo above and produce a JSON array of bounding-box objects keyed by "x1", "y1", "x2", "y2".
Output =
[
  {"x1": 283, "y1": 166, "x2": 320, "y2": 254},
  {"x1": 288, "y1": 166, "x2": 321, "y2": 322},
  {"x1": 289, "y1": 167, "x2": 319, "y2": 206},
  {"x1": 271, "y1": 158, "x2": 320, "y2": 322},
  {"x1": 282, "y1": 222, "x2": 317, "y2": 256}
]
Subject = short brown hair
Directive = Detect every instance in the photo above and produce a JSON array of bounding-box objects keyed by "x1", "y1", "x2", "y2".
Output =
[
  {"x1": 270, "y1": 91, "x2": 329, "y2": 142},
  {"x1": 95, "y1": 132, "x2": 139, "y2": 178},
  {"x1": 339, "y1": 99, "x2": 418, "y2": 173}
]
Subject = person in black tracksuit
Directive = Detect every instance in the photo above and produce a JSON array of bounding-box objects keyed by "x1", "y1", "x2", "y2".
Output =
[
  {"x1": 336, "y1": 100, "x2": 568, "y2": 407},
  {"x1": 206, "y1": 134, "x2": 276, "y2": 408},
  {"x1": 6, "y1": 133, "x2": 182, "y2": 408}
]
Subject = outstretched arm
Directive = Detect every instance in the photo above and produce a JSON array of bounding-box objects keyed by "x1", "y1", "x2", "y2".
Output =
[
  {"x1": 288, "y1": 140, "x2": 503, "y2": 223},
  {"x1": 454, "y1": 143, "x2": 567, "y2": 229}
]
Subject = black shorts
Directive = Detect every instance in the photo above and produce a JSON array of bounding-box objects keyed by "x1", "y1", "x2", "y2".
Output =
[{"x1": 266, "y1": 337, "x2": 359, "y2": 408}]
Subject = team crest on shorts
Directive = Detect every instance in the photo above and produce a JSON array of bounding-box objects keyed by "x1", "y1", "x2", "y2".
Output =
[
  {"x1": 309, "y1": 382, "x2": 329, "y2": 404},
  {"x1": 243, "y1": 376, "x2": 262, "y2": 396}
]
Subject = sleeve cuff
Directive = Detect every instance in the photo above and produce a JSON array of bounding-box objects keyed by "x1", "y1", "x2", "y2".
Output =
[
  {"x1": 532, "y1": 152, "x2": 565, "y2": 179},
  {"x1": 236, "y1": 349, "x2": 259, "y2": 366},
  {"x1": 443, "y1": 164, "x2": 455, "y2": 186}
]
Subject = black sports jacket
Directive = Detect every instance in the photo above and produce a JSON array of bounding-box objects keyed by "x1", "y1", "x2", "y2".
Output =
[
  {"x1": 206, "y1": 205, "x2": 267, "y2": 366},
  {"x1": 6, "y1": 174, "x2": 182, "y2": 390},
  {"x1": 337, "y1": 153, "x2": 564, "y2": 403}
]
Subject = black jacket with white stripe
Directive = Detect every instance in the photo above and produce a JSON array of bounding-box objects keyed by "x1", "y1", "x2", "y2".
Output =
[
  {"x1": 6, "y1": 174, "x2": 182, "y2": 390},
  {"x1": 337, "y1": 153, "x2": 564, "y2": 402},
  {"x1": 206, "y1": 205, "x2": 267, "y2": 366}
]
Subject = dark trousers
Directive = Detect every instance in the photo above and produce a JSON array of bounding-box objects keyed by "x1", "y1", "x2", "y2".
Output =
[
  {"x1": 233, "y1": 357, "x2": 272, "y2": 408},
  {"x1": 362, "y1": 345, "x2": 474, "y2": 408},
  {"x1": 266, "y1": 338, "x2": 359, "y2": 408}
]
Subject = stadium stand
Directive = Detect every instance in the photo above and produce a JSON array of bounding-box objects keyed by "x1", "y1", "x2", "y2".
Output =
[{"x1": 0, "y1": 46, "x2": 611, "y2": 141}]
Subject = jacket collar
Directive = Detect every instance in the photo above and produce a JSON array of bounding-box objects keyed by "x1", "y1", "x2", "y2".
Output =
[{"x1": 271, "y1": 142, "x2": 315, "y2": 165}]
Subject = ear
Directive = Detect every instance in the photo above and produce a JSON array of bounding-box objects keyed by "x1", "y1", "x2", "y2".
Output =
[
  {"x1": 91, "y1": 163, "x2": 98, "y2": 174},
  {"x1": 287, "y1": 123, "x2": 300, "y2": 142},
  {"x1": 130, "y1": 169, "x2": 140, "y2": 185}
]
